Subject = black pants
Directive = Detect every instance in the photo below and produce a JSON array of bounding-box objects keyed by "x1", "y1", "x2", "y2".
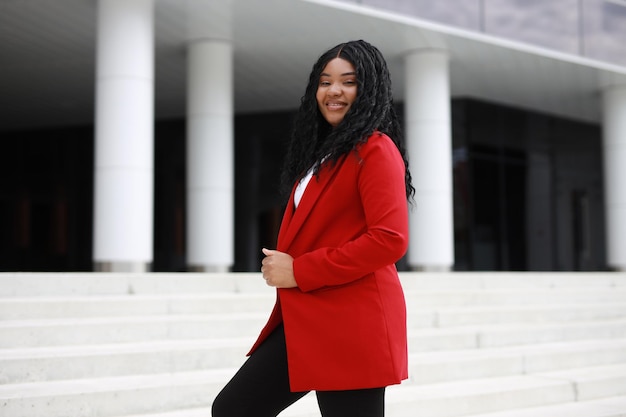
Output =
[{"x1": 211, "y1": 324, "x2": 385, "y2": 417}]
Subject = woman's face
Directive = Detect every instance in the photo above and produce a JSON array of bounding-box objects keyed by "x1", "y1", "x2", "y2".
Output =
[{"x1": 316, "y1": 57, "x2": 357, "y2": 128}]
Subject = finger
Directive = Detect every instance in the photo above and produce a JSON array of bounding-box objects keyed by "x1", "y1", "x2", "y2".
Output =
[{"x1": 261, "y1": 248, "x2": 275, "y2": 256}]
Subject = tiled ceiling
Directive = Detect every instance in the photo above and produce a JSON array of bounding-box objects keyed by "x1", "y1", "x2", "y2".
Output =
[{"x1": 1, "y1": 0, "x2": 625, "y2": 131}]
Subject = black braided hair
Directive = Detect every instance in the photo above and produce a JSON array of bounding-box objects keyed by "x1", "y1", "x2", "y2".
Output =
[{"x1": 280, "y1": 39, "x2": 415, "y2": 202}]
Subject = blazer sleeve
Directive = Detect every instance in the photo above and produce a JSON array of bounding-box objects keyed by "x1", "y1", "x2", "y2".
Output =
[{"x1": 293, "y1": 133, "x2": 409, "y2": 292}]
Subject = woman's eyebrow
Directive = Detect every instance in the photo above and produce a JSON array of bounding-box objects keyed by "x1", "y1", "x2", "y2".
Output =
[{"x1": 320, "y1": 72, "x2": 357, "y2": 77}]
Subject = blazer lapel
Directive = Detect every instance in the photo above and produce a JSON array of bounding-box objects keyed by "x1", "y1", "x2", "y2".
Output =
[{"x1": 277, "y1": 162, "x2": 341, "y2": 251}]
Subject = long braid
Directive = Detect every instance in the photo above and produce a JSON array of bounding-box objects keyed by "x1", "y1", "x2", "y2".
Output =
[{"x1": 281, "y1": 40, "x2": 415, "y2": 202}]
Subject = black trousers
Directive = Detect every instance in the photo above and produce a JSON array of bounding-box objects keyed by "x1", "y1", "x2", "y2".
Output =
[{"x1": 211, "y1": 324, "x2": 385, "y2": 417}]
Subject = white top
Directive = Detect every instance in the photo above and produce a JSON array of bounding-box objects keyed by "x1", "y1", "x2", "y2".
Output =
[{"x1": 294, "y1": 168, "x2": 314, "y2": 208}]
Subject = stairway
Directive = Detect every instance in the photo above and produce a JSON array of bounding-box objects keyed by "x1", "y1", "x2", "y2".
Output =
[{"x1": 1, "y1": 271, "x2": 626, "y2": 417}]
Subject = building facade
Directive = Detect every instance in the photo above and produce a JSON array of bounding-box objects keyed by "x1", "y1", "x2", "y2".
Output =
[{"x1": 1, "y1": 0, "x2": 625, "y2": 272}]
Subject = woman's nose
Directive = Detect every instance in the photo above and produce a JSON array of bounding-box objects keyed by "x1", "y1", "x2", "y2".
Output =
[{"x1": 328, "y1": 82, "x2": 341, "y2": 96}]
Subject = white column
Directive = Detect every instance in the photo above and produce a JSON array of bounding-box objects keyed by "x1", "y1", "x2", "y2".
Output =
[
  {"x1": 93, "y1": 0, "x2": 154, "y2": 272},
  {"x1": 602, "y1": 85, "x2": 626, "y2": 271},
  {"x1": 185, "y1": 1, "x2": 234, "y2": 271},
  {"x1": 404, "y1": 49, "x2": 454, "y2": 271}
]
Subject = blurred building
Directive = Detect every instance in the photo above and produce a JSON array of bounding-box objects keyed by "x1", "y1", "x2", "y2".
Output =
[{"x1": 1, "y1": 0, "x2": 625, "y2": 272}]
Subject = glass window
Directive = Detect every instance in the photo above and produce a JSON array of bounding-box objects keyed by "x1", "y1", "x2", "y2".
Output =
[
  {"x1": 582, "y1": 0, "x2": 626, "y2": 66},
  {"x1": 362, "y1": 0, "x2": 482, "y2": 31},
  {"x1": 484, "y1": 0, "x2": 580, "y2": 54},
  {"x1": 343, "y1": 0, "x2": 626, "y2": 68},
  {"x1": 451, "y1": 99, "x2": 605, "y2": 271}
]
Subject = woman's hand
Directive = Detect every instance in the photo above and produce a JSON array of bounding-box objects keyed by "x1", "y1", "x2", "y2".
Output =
[{"x1": 261, "y1": 248, "x2": 298, "y2": 288}]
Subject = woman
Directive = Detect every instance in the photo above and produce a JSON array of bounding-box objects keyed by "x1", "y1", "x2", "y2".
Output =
[{"x1": 212, "y1": 39, "x2": 414, "y2": 417}]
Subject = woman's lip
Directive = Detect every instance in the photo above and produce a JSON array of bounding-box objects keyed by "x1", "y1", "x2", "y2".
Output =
[{"x1": 326, "y1": 102, "x2": 346, "y2": 109}]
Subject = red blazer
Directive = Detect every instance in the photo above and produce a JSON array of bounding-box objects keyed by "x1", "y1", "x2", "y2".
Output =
[{"x1": 248, "y1": 132, "x2": 409, "y2": 392}]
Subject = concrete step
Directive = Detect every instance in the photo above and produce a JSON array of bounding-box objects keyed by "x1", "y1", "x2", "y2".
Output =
[
  {"x1": 407, "y1": 319, "x2": 626, "y2": 351},
  {"x1": 4, "y1": 292, "x2": 625, "y2": 328},
  {"x1": 2, "y1": 271, "x2": 625, "y2": 417},
  {"x1": 2, "y1": 272, "x2": 625, "y2": 298},
  {"x1": 8, "y1": 287, "x2": 626, "y2": 307},
  {"x1": 404, "y1": 288, "x2": 626, "y2": 307},
  {"x1": 388, "y1": 364, "x2": 626, "y2": 417},
  {"x1": 0, "y1": 369, "x2": 229, "y2": 417},
  {"x1": 0, "y1": 313, "x2": 269, "y2": 348},
  {"x1": 410, "y1": 303, "x2": 626, "y2": 327},
  {"x1": 407, "y1": 339, "x2": 626, "y2": 384},
  {"x1": 94, "y1": 396, "x2": 626, "y2": 417},
  {"x1": 3, "y1": 311, "x2": 625, "y2": 350},
  {"x1": 463, "y1": 396, "x2": 626, "y2": 417},
  {"x1": 117, "y1": 408, "x2": 215, "y2": 417},
  {"x1": 4, "y1": 291, "x2": 625, "y2": 326},
  {"x1": 3, "y1": 336, "x2": 625, "y2": 386},
  {"x1": 0, "y1": 293, "x2": 276, "y2": 320},
  {"x1": 112, "y1": 396, "x2": 626, "y2": 417},
  {"x1": 2, "y1": 312, "x2": 625, "y2": 350},
  {"x1": 0, "y1": 273, "x2": 271, "y2": 297},
  {"x1": 536, "y1": 363, "x2": 626, "y2": 401},
  {"x1": 4, "y1": 364, "x2": 626, "y2": 417},
  {"x1": 0, "y1": 338, "x2": 252, "y2": 384},
  {"x1": 399, "y1": 272, "x2": 626, "y2": 291},
  {"x1": 280, "y1": 366, "x2": 626, "y2": 417}
]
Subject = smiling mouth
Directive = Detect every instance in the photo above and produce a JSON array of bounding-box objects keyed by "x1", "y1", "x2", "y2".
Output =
[{"x1": 326, "y1": 102, "x2": 346, "y2": 110}]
